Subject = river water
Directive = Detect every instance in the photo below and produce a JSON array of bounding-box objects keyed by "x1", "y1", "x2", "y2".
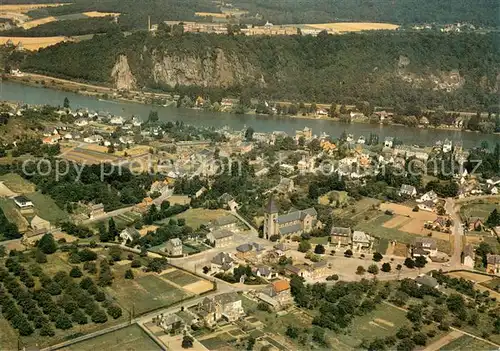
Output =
[{"x1": 1, "y1": 80, "x2": 499, "y2": 148}]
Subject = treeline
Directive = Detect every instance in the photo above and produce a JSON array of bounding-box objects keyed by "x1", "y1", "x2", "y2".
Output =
[
  {"x1": 0, "y1": 207, "x2": 20, "y2": 240},
  {"x1": 3, "y1": 17, "x2": 121, "y2": 37},
  {"x1": 21, "y1": 31, "x2": 500, "y2": 111},
  {"x1": 234, "y1": 0, "x2": 499, "y2": 27}
]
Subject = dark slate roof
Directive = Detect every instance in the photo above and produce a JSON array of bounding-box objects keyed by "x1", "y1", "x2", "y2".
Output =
[
  {"x1": 276, "y1": 208, "x2": 317, "y2": 224},
  {"x1": 415, "y1": 275, "x2": 438, "y2": 288},
  {"x1": 215, "y1": 215, "x2": 239, "y2": 226},
  {"x1": 265, "y1": 196, "x2": 280, "y2": 213},
  {"x1": 279, "y1": 223, "x2": 302, "y2": 235},
  {"x1": 211, "y1": 252, "x2": 233, "y2": 265},
  {"x1": 463, "y1": 244, "x2": 475, "y2": 257},
  {"x1": 236, "y1": 243, "x2": 253, "y2": 253},
  {"x1": 330, "y1": 227, "x2": 352, "y2": 237}
]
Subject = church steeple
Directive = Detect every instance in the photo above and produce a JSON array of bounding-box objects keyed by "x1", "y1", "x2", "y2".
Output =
[
  {"x1": 264, "y1": 195, "x2": 279, "y2": 239},
  {"x1": 265, "y1": 195, "x2": 279, "y2": 214}
]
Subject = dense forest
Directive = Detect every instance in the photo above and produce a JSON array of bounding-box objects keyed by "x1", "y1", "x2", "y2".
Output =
[
  {"x1": 20, "y1": 30, "x2": 500, "y2": 111},
  {"x1": 5, "y1": 0, "x2": 498, "y2": 28}
]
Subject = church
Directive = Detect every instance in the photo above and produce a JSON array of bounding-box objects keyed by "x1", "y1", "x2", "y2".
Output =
[{"x1": 263, "y1": 196, "x2": 322, "y2": 239}]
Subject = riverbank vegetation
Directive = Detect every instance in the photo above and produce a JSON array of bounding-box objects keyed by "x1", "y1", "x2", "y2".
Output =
[{"x1": 18, "y1": 31, "x2": 500, "y2": 116}]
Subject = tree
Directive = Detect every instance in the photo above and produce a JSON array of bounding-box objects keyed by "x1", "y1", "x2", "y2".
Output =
[
  {"x1": 356, "y1": 266, "x2": 366, "y2": 275},
  {"x1": 182, "y1": 335, "x2": 194, "y2": 348},
  {"x1": 414, "y1": 256, "x2": 427, "y2": 268},
  {"x1": 69, "y1": 266, "x2": 82, "y2": 278},
  {"x1": 46, "y1": 282, "x2": 62, "y2": 296},
  {"x1": 396, "y1": 326, "x2": 413, "y2": 339},
  {"x1": 35, "y1": 250, "x2": 47, "y2": 263},
  {"x1": 91, "y1": 309, "x2": 108, "y2": 323},
  {"x1": 131, "y1": 259, "x2": 141, "y2": 268},
  {"x1": 486, "y1": 209, "x2": 500, "y2": 228},
  {"x1": 55, "y1": 314, "x2": 72, "y2": 330},
  {"x1": 381, "y1": 262, "x2": 391, "y2": 272},
  {"x1": 298, "y1": 240, "x2": 311, "y2": 253},
  {"x1": 124, "y1": 269, "x2": 134, "y2": 279},
  {"x1": 72, "y1": 309, "x2": 88, "y2": 324},
  {"x1": 107, "y1": 218, "x2": 119, "y2": 241},
  {"x1": 404, "y1": 258, "x2": 415, "y2": 268},
  {"x1": 286, "y1": 325, "x2": 299, "y2": 339},
  {"x1": 63, "y1": 97, "x2": 70, "y2": 108},
  {"x1": 109, "y1": 246, "x2": 122, "y2": 261},
  {"x1": 0, "y1": 245, "x2": 5, "y2": 258},
  {"x1": 344, "y1": 249, "x2": 353, "y2": 258},
  {"x1": 314, "y1": 244, "x2": 325, "y2": 255},
  {"x1": 37, "y1": 234, "x2": 57, "y2": 254},
  {"x1": 107, "y1": 305, "x2": 122, "y2": 319},
  {"x1": 39, "y1": 322, "x2": 55, "y2": 336},
  {"x1": 373, "y1": 252, "x2": 383, "y2": 262},
  {"x1": 367, "y1": 264, "x2": 379, "y2": 275},
  {"x1": 148, "y1": 110, "x2": 159, "y2": 123},
  {"x1": 245, "y1": 127, "x2": 254, "y2": 141}
]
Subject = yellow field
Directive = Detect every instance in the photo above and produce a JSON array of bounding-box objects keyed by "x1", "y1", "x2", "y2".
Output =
[
  {"x1": 0, "y1": 4, "x2": 67, "y2": 13},
  {"x1": 0, "y1": 36, "x2": 67, "y2": 50},
  {"x1": 82, "y1": 11, "x2": 120, "y2": 18},
  {"x1": 195, "y1": 12, "x2": 227, "y2": 18},
  {"x1": 306, "y1": 22, "x2": 399, "y2": 32},
  {"x1": 22, "y1": 16, "x2": 57, "y2": 29}
]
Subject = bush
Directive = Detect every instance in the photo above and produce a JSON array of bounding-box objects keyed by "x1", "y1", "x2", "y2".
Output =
[
  {"x1": 91, "y1": 309, "x2": 108, "y2": 323},
  {"x1": 124, "y1": 269, "x2": 134, "y2": 279},
  {"x1": 413, "y1": 206, "x2": 419, "y2": 212},
  {"x1": 69, "y1": 266, "x2": 83, "y2": 278},
  {"x1": 257, "y1": 302, "x2": 272, "y2": 312},
  {"x1": 314, "y1": 244, "x2": 325, "y2": 255},
  {"x1": 344, "y1": 249, "x2": 353, "y2": 258},
  {"x1": 35, "y1": 250, "x2": 47, "y2": 263},
  {"x1": 95, "y1": 291, "x2": 106, "y2": 302},
  {"x1": 131, "y1": 259, "x2": 141, "y2": 268},
  {"x1": 107, "y1": 305, "x2": 123, "y2": 319},
  {"x1": 372, "y1": 252, "x2": 383, "y2": 262},
  {"x1": 381, "y1": 263, "x2": 391, "y2": 272}
]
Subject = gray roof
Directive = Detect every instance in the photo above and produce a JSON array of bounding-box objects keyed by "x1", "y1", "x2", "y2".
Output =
[
  {"x1": 400, "y1": 184, "x2": 416, "y2": 193},
  {"x1": 276, "y1": 208, "x2": 317, "y2": 224},
  {"x1": 236, "y1": 243, "x2": 253, "y2": 253},
  {"x1": 265, "y1": 196, "x2": 280, "y2": 213},
  {"x1": 168, "y1": 238, "x2": 182, "y2": 246},
  {"x1": 214, "y1": 292, "x2": 241, "y2": 305},
  {"x1": 255, "y1": 266, "x2": 271, "y2": 276},
  {"x1": 211, "y1": 252, "x2": 234, "y2": 265},
  {"x1": 330, "y1": 227, "x2": 351, "y2": 237},
  {"x1": 487, "y1": 254, "x2": 500, "y2": 265},
  {"x1": 414, "y1": 237, "x2": 437, "y2": 250},
  {"x1": 279, "y1": 223, "x2": 302, "y2": 235},
  {"x1": 210, "y1": 229, "x2": 234, "y2": 240},
  {"x1": 122, "y1": 227, "x2": 140, "y2": 239},
  {"x1": 161, "y1": 314, "x2": 182, "y2": 326},
  {"x1": 415, "y1": 275, "x2": 438, "y2": 288},
  {"x1": 463, "y1": 244, "x2": 474, "y2": 257}
]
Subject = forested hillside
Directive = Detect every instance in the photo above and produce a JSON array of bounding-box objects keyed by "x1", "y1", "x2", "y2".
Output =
[{"x1": 20, "y1": 31, "x2": 500, "y2": 111}]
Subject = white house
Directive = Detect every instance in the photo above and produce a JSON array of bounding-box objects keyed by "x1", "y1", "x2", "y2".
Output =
[
  {"x1": 462, "y1": 244, "x2": 475, "y2": 269},
  {"x1": 384, "y1": 137, "x2": 394, "y2": 148},
  {"x1": 165, "y1": 238, "x2": 183, "y2": 257},
  {"x1": 110, "y1": 116, "x2": 125, "y2": 125},
  {"x1": 418, "y1": 201, "x2": 435, "y2": 212},
  {"x1": 83, "y1": 135, "x2": 104, "y2": 144},
  {"x1": 399, "y1": 184, "x2": 417, "y2": 197},
  {"x1": 418, "y1": 190, "x2": 438, "y2": 203},
  {"x1": 74, "y1": 118, "x2": 89, "y2": 127},
  {"x1": 120, "y1": 227, "x2": 141, "y2": 243},
  {"x1": 13, "y1": 196, "x2": 33, "y2": 209},
  {"x1": 132, "y1": 117, "x2": 143, "y2": 127},
  {"x1": 442, "y1": 139, "x2": 453, "y2": 153}
]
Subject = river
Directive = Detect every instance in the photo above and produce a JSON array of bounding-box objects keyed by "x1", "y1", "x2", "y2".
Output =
[{"x1": 1, "y1": 80, "x2": 499, "y2": 148}]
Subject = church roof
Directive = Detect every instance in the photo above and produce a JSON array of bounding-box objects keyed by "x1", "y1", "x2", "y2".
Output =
[{"x1": 265, "y1": 196, "x2": 279, "y2": 213}]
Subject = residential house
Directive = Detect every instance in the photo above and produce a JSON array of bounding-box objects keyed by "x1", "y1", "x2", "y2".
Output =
[
  {"x1": 194, "y1": 186, "x2": 207, "y2": 199},
  {"x1": 74, "y1": 118, "x2": 89, "y2": 127},
  {"x1": 468, "y1": 218, "x2": 484, "y2": 232},
  {"x1": 384, "y1": 137, "x2": 394, "y2": 148},
  {"x1": 462, "y1": 244, "x2": 475, "y2": 269},
  {"x1": 13, "y1": 196, "x2": 33, "y2": 209},
  {"x1": 149, "y1": 180, "x2": 173, "y2": 197},
  {"x1": 330, "y1": 227, "x2": 352, "y2": 247},
  {"x1": 120, "y1": 227, "x2": 141, "y2": 243},
  {"x1": 285, "y1": 264, "x2": 311, "y2": 279},
  {"x1": 263, "y1": 196, "x2": 322, "y2": 239},
  {"x1": 259, "y1": 279, "x2": 293, "y2": 309},
  {"x1": 196, "y1": 292, "x2": 245, "y2": 328},
  {"x1": 89, "y1": 203, "x2": 105, "y2": 219},
  {"x1": 418, "y1": 201, "x2": 435, "y2": 212},
  {"x1": 110, "y1": 116, "x2": 125, "y2": 125},
  {"x1": 235, "y1": 243, "x2": 254, "y2": 259},
  {"x1": 487, "y1": 177, "x2": 500, "y2": 187},
  {"x1": 165, "y1": 238, "x2": 183, "y2": 257},
  {"x1": 214, "y1": 215, "x2": 239, "y2": 231},
  {"x1": 295, "y1": 127, "x2": 312, "y2": 141},
  {"x1": 253, "y1": 266, "x2": 276, "y2": 280},
  {"x1": 155, "y1": 313, "x2": 184, "y2": 333},
  {"x1": 42, "y1": 135, "x2": 61, "y2": 145},
  {"x1": 206, "y1": 229, "x2": 234, "y2": 248},
  {"x1": 487, "y1": 254, "x2": 500, "y2": 274},
  {"x1": 418, "y1": 190, "x2": 438, "y2": 203},
  {"x1": 309, "y1": 261, "x2": 329, "y2": 280},
  {"x1": 412, "y1": 238, "x2": 438, "y2": 257},
  {"x1": 399, "y1": 184, "x2": 417, "y2": 197},
  {"x1": 352, "y1": 231, "x2": 374, "y2": 251},
  {"x1": 442, "y1": 139, "x2": 453, "y2": 153},
  {"x1": 211, "y1": 252, "x2": 234, "y2": 273},
  {"x1": 119, "y1": 136, "x2": 135, "y2": 145},
  {"x1": 297, "y1": 157, "x2": 315, "y2": 173},
  {"x1": 83, "y1": 135, "x2": 104, "y2": 144},
  {"x1": 415, "y1": 274, "x2": 439, "y2": 289}
]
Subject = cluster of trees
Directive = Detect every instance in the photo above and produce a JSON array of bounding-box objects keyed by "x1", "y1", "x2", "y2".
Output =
[
  {"x1": 214, "y1": 264, "x2": 267, "y2": 285},
  {"x1": 11, "y1": 139, "x2": 60, "y2": 158},
  {"x1": 486, "y1": 209, "x2": 500, "y2": 228},
  {"x1": 143, "y1": 202, "x2": 189, "y2": 225},
  {"x1": 0, "y1": 207, "x2": 20, "y2": 240},
  {"x1": 466, "y1": 142, "x2": 500, "y2": 179},
  {"x1": 138, "y1": 217, "x2": 193, "y2": 248},
  {"x1": 21, "y1": 31, "x2": 500, "y2": 113}
]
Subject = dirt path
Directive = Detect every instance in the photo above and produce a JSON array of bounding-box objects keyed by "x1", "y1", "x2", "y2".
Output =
[{"x1": 424, "y1": 330, "x2": 462, "y2": 351}]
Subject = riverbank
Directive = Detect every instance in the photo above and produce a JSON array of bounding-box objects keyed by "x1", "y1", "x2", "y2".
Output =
[{"x1": 2, "y1": 72, "x2": 498, "y2": 138}]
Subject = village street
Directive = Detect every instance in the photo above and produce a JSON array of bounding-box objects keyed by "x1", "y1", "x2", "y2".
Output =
[{"x1": 445, "y1": 197, "x2": 464, "y2": 268}]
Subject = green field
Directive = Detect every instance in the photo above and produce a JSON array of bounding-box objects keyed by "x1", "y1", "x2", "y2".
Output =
[
  {"x1": 107, "y1": 275, "x2": 190, "y2": 315},
  {"x1": 310, "y1": 236, "x2": 329, "y2": 245},
  {"x1": 439, "y1": 335, "x2": 496, "y2": 351},
  {"x1": 0, "y1": 173, "x2": 36, "y2": 193},
  {"x1": 460, "y1": 201, "x2": 499, "y2": 220},
  {"x1": 113, "y1": 212, "x2": 141, "y2": 229},
  {"x1": 63, "y1": 324, "x2": 161, "y2": 351},
  {"x1": 162, "y1": 269, "x2": 200, "y2": 287},
  {"x1": 26, "y1": 191, "x2": 69, "y2": 224},
  {"x1": 0, "y1": 198, "x2": 29, "y2": 233},
  {"x1": 174, "y1": 208, "x2": 228, "y2": 229}
]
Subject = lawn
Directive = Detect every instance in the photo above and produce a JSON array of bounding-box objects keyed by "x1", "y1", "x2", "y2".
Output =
[
  {"x1": 26, "y1": 192, "x2": 69, "y2": 224},
  {"x1": 174, "y1": 208, "x2": 229, "y2": 229},
  {"x1": 310, "y1": 236, "x2": 329, "y2": 245},
  {"x1": 113, "y1": 212, "x2": 141, "y2": 229},
  {"x1": 107, "y1": 274, "x2": 191, "y2": 315},
  {"x1": 439, "y1": 334, "x2": 496, "y2": 351},
  {"x1": 0, "y1": 173, "x2": 36, "y2": 193},
  {"x1": 460, "y1": 201, "x2": 499, "y2": 220},
  {"x1": 161, "y1": 269, "x2": 201, "y2": 287},
  {"x1": 63, "y1": 324, "x2": 161, "y2": 351}
]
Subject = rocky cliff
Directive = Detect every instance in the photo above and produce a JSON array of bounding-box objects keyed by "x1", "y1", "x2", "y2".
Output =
[{"x1": 111, "y1": 55, "x2": 137, "y2": 91}]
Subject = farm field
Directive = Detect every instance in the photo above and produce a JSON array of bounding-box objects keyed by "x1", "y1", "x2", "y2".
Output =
[
  {"x1": 0, "y1": 173, "x2": 36, "y2": 194},
  {"x1": 301, "y1": 22, "x2": 400, "y2": 32},
  {"x1": 162, "y1": 269, "x2": 200, "y2": 287},
  {"x1": 61, "y1": 147, "x2": 120, "y2": 165},
  {"x1": 438, "y1": 334, "x2": 496, "y2": 350},
  {"x1": 0, "y1": 36, "x2": 67, "y2": 50},
  {"x1": 63, "y1": 324, "x2": 160, "y2": 351},
  {"x1": 26, "y1": 191, "x2": 69, "y2": 224},
  {"x1": 106, "y1": 274, "x2": 190, "y2": 315},
  {"x1": 21, "y1": 11, "x2": 120, "y2": 29},
  {"x1": 460, "y1": 201, "x2": 500, "y2": 220}
]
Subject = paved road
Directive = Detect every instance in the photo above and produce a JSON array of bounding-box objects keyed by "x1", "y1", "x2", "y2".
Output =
[{"x1": 445, "y1": 197, "x2": 463, "y2": 268}]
